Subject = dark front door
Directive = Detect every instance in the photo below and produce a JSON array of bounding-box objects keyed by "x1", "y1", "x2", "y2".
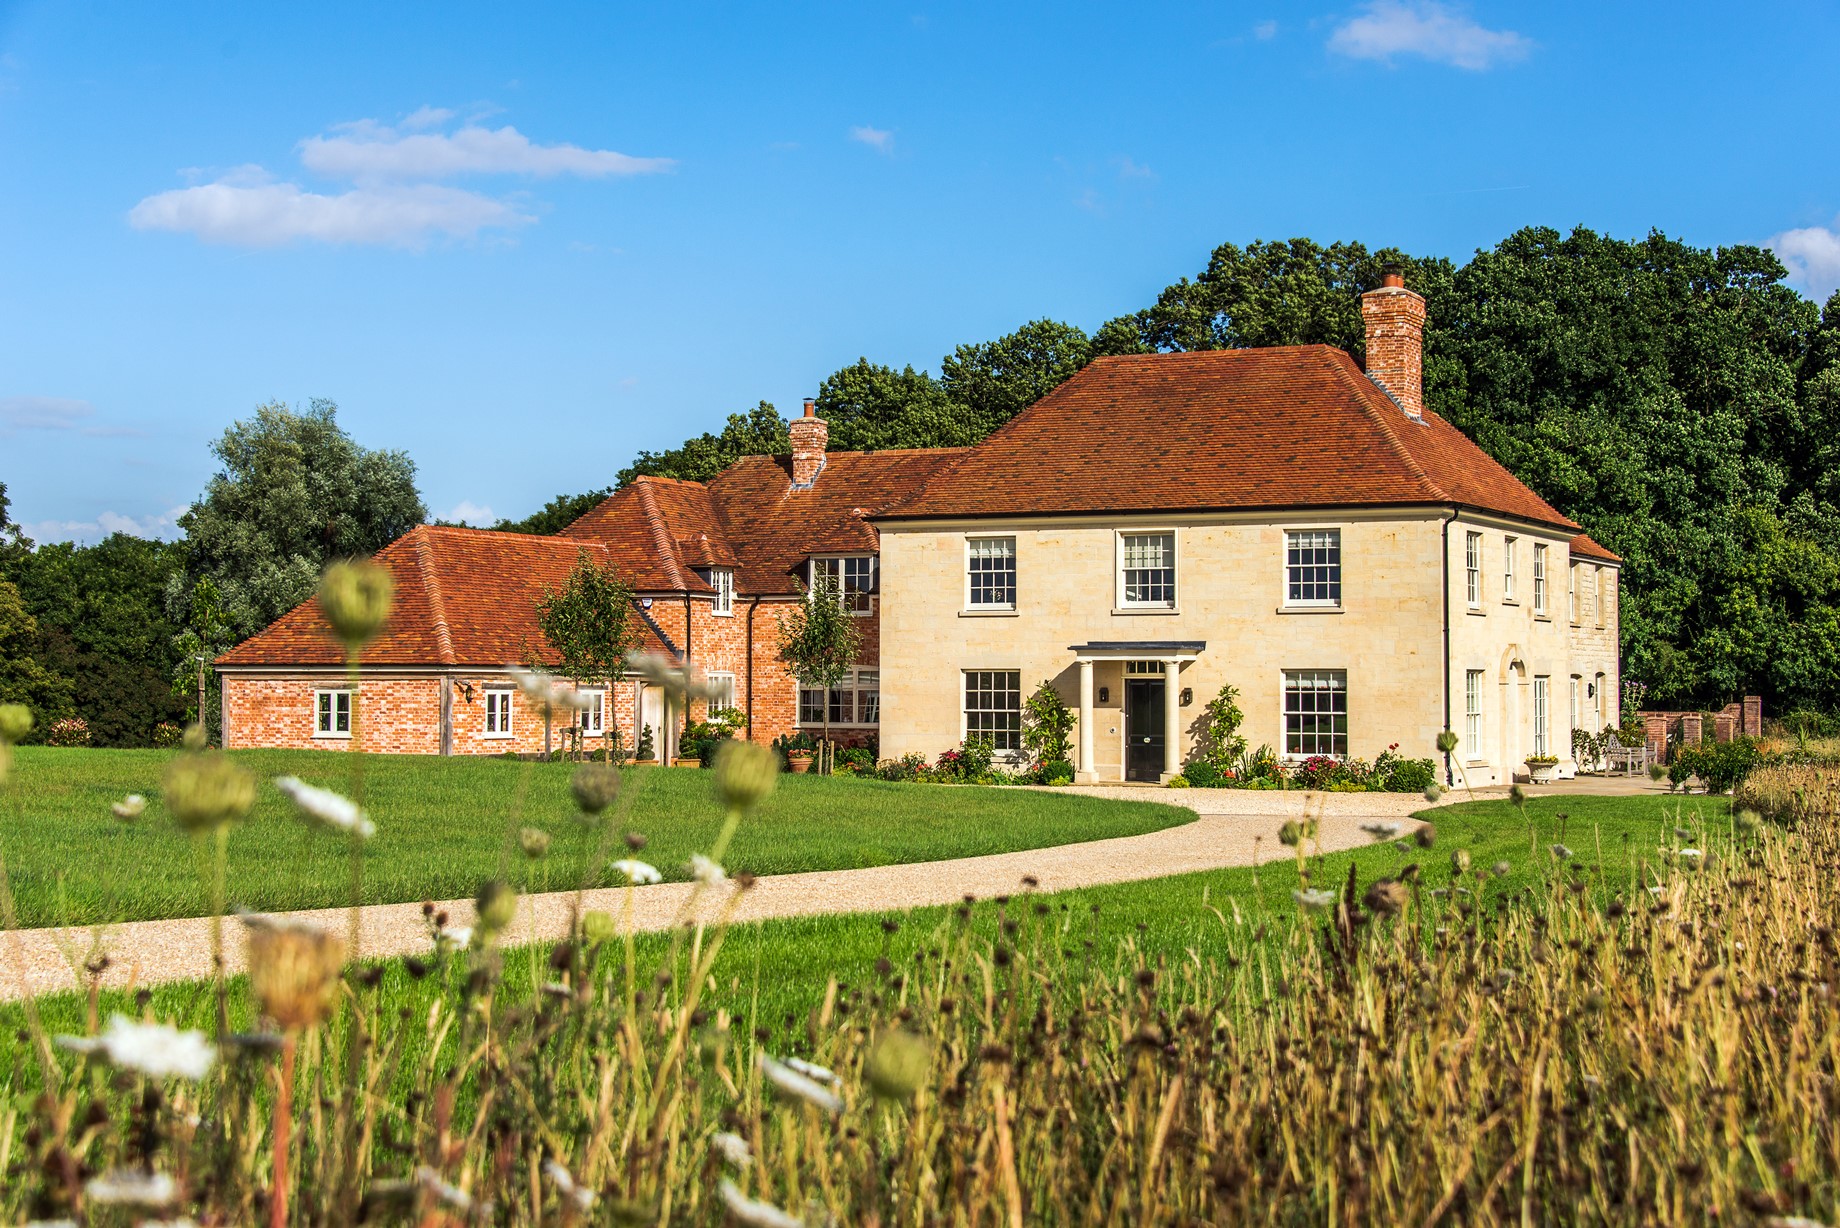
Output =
[{"x1": 1125, "y1": 679, "x2": 1165, "y2": 782}]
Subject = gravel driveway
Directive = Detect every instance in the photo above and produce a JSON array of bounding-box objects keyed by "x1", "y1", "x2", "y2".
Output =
[{"x1": 2, "y1": 786, "x2": 1446, "y2": 1002}]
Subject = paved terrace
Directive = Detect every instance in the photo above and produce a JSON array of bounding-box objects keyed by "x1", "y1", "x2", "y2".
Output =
[{"x1": 0, "y1": 779, "x2": 1655, "y2": 1001}]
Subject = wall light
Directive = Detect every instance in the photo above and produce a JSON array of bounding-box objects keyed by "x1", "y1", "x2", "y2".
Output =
[
  {"x1": 1097, "y1": 686, "x2": 1109, "y2": 704},
  {"x1": 1587, "y1": 682, "x2": 1596, "y2": 698},
  {"x1": 1180, "y1": 687, "x2": 1193, "y2": 706}
]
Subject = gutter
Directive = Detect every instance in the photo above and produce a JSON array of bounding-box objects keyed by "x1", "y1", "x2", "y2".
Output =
[
  {"x1": 745, "y1": 595, "x2": 761, "y2": 738},
  {"x1": 1441, "y1": 505, "x2": 1459, "y2": 786}
]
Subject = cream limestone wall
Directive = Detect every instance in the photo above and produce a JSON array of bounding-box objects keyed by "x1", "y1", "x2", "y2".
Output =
[
  {"x1": 1443, "y1": 516, "x2": 1595, "y2": 786},
  {"x1": 879, "y1": 510, "x2": 1459, "y2": 780},
  {"x1": 881, "y1": 509, "x2": 1619, "y2": 785}
]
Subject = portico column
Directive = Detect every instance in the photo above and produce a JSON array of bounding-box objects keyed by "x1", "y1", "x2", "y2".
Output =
[
  {"x1": 1076, "y1": 659, "x2": 1096, "y2": 784},
  {"x1": 1162, "y1": 659, "x2": 1182, "y2": 781}
]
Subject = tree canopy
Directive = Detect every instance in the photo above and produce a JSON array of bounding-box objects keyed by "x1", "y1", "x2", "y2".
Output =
[{"x1": 168, "y1": 399, "x2": 425, "y2": 639}]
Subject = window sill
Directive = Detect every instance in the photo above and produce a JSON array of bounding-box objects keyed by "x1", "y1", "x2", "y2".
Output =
[
  {"x1": 1534, "y1": 614, "x2": 1552, "y2": 623},
  {"x1": 1277, "y1": 604, "x2": 1344, "y2": 615},
  {"x1": 960, "y1": 607, "x2": 1019, "y2": 618},
  {"x1": 1502, "y1": 599, "x2": 1519, "y2": 607},
  {"x1": 1112, "y1": 605, "x2": 1180, "y2": 616},
  {"x1": 483, "y1": 733, "x2": 514, "y2": 741},
  {"x1": 1465, "y1": 607, "x2": 1487, "y2": 617},
  {"x1": 313, "y1": 732, "x2": 352, "y2": 741},
  {"x1": 711, "y1": 610, "x2": 735, "y2": 618}
]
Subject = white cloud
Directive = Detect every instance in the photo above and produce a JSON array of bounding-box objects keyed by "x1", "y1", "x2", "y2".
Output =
[
  {"x1": 299, "y1": 120, "x2": 674, "y2": 182},
  {"x1": 1116, "y1": 157, "x2": 1156, "y2": 181},
  {"x1": 1770, "y1": 220, "x2": 1840, "y2": 303},
  {"x1": 131, "y1": 108, "x2": 671, "y2": 248},
  {"x1": 1328, "y1": 1, "x2": 1530, "y2": 70},
  {"x1": 443, "y1": 500, "x2": 495, "y2": 525},
  {"x1": 849, "y1": 125, "x2": 894, "y2": 154},
  {"x1": 129, "y1": 173, "x2": 533, "y2": 248},
  {"x1": 21, "y1": 505, "x2": 188, "y2": 546},
  {"x1": 1, "y1": 395, "x2": 94, "y2": 431},
  {"x1": 1253, "y1": 19, "x2": 1279, "y2": 39}
]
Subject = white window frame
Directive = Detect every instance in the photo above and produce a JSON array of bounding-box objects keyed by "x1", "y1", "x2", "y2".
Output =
[
  {"x1": 1533, "y1": 676, "x2": 1550, "y2": 756},
  {"x1": 710, "y1": 568, "x2": 735, "y2": 617},
  {"x1": 1593, "y1": 566, "x2": 1604, "y2": 626},
  {"x1": 484, "y1": 688, "x2": 515, "y2": 739},
  {"x1": 962, "y1": 669, "x2": 1023, "y2": 752},
  {"x1": 579, "y1": 688, "x2": 606, "y2": 736},
  {"x1": 1503, "y1": 536, "x2": 1518, "y2": 602},
  {"x1": 706, "y1": 672, "x2": 737, "y2": 713},
  {"x1": 797, "y1": 668, "x2": 879, "y2": 728},
  {"x1": 1569, "y1": 676, "x2": 1581, "y2": 741},
  {"x1": 1282, "y1": 669, "x2": 1348, "y2": 758},
  {"x1": 1464, "y1": 531, "x2": 1482, "y2": 608},
  {"x1": 1464, "y1": 670, "x2": 1484, "y2": 760},
  {"x1": 314, "y1": 688, "x2": 352, "y2": 739},
  {"x1": 1116, "y1": 531, "x2": 1177, "y2": 609},
  {"x1": 810, "y1": 555, "x2": 875, "y2": 616},
  {"x1": 965, "y1": 535, "x2": 1017, "y2": 610},
  {"x1": 1284, "y1": 528, "x2": 1343, "y2": 608},
  {"x1": 1533, "y1": 544, "x2": 1549, "y2": 615},
  {"x1": 1569, "y1": 563, "x2": 1579, "y2": 623}
]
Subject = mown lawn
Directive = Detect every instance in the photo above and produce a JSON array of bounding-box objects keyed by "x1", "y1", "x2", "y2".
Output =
[
  {"x1": 0, "y1": 747, "x2": 1192, "y2": 928},
  {"x1": 3, "y1": 789, "x2": 1734, "y2": 1058}
]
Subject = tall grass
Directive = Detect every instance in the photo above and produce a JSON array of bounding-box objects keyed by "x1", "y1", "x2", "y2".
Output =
[{"x1": 2, "y1": 758, "x2": 1834, "y2": 1223}]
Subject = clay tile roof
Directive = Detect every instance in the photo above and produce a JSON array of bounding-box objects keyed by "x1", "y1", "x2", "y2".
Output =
[
  {"x1": 1569, "y1": 533, "x2": 1621, "y2": 563},
  {"x1": 704, "y1": 449, "x2": 966, "y2": 593},
  {"x1": 882, "y1": 346, "x2": 1579, "y2": 532},
  {"x1": 215, "y1": 525, "x2": 673, "y2": 669}
]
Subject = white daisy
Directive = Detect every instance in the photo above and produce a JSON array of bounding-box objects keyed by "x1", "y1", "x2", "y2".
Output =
[
  {"x1": 274, "y1": 777, "x2": 375, "y2": 839},
  {"x1": 711, "y1": 1131, "x2": 752, "y2": 1169},
  {"x1": 611, "y1": 859, "x2": 662, "y2": 884},
  {"x1": 758, "y1": 1053, "x2": 842, "y2": 1113},
  {"x1": 111, "y1": 794, "x2": 146, "y2": 820},
  {"x1": 691, "y1": 854, "x2": 727, "y2": 886},
  {"x1": 717, "y1": 1179, "x2": 803, "y2": 1228},
  {"x1": 85, "y1": 1169, "x2": 178, "y2": 1206},
  {"x1": 1292, "y1": 888, "x2": 1337, "y2": 913},
  {"x1": 58, "y1": 1015, "x2": 215, "y2": 1081}
]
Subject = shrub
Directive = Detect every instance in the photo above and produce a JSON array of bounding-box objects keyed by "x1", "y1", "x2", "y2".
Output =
[
  {"x1": 836, "y1": 746, "x2": 876, "y2": 773},
  {"x1": 151, "y1": 721, "x2": 184, "y2": 748},
  {"x1": 636, "y1": 723, "x2": 655, "y2": 761},
  {"x1": 875, "y1": 751, "x2": 930, "y2": 783},
  {"x1": 1377, "y1": 753, "x2": 1437, "y2": 793},
  {"x1": 1672, "y1": 738, "x2": 1762, "y2": 794},
  {"x1": 1167, "y1": 775, "x2": 1189, "y2": 788},
  {"x1": 935, "y1": 737, "x2": 996, "y2": 782},
  {"x1": 1021, "y1": 681, "x2": 1075, "y2": 767},
  {"x1": 46, "y1": 716, "x2": 91, "y2": 747},
  {"x1": 1183, "y1": 761, "x2": 1223, "y2": 788},
  {"x1": 1291, "y1": 755, "x2": 1343, "y2": 790},
  {"x1": 1194, "y1": 684, "x2": 1247, "y2": 771},
  {"x1": 1035, "y1": 757, "x2": 1074, "y2": 785}
]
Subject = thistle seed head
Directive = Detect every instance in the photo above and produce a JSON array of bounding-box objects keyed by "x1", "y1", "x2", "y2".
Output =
[
  {"x1": 570, "y1": 763, "x2": 621, "y2": 815},
  {"x1": 475, "y1": 880, "x2": 518, "y2": 935},
  {"x1": 865, "y1": 1029, "x2": 931, "y2": 1101},
  {"x1": 713, "y1": 739, "x2": 778, "y2": 812},
  {"x1": 162, "y1": 752, "x2": 256, "y2": 834},
  {"x1": 319, "y1": 559, "x2": 394, "y2": 646},
  {"x1": 518, "y1": 826, "x2": 551, "y2": 859},
  {"x1": 246, "y1": 917, "x2": 346, "y2": 1031}
]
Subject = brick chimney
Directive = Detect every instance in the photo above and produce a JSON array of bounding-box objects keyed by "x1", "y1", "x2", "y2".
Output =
[
  {"x1": 1360, "y1": 268, "x2": 1427, "y2": 421},
  {"x1": 789, "y1": 397, "x2": 827, "y2": 489}
]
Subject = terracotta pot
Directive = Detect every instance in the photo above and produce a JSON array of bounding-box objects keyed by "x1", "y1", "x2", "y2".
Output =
[{"x1": 787, "y1": 752, "x2": 815, "y2": 775}]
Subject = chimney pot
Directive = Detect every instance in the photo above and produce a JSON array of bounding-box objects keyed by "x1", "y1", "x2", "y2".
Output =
[
  {"x1": 789, "y1": 401, "x2": 828, "y2": 488},
  {"x1": 1361, "y1": 272, "x2": 1427, "y2": 420}
]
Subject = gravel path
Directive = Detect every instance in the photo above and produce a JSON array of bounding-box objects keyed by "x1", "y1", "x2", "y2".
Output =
[{"x1": 2, "y1": 787, "x2": 1446, "y2": 1002}]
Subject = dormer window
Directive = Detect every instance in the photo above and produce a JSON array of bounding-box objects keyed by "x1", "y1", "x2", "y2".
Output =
[
  {"x1": 706, "y1": 568, "x2": 735, "y2": 616},
  {"x1": 811, "y1": 556, "x2": 874, "y2": 615}
]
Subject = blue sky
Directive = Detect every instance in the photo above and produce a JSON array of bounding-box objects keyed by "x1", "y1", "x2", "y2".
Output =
[{"x1": 3, "y1": 1, "x2": 1838, "y2": 544}]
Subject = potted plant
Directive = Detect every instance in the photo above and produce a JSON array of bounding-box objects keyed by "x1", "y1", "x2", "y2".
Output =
[
  {"x1": 1524, "y1": 754, "x2": 1559, "y2": 783},
  {"x1": 634, "y1": 724, "x2": 657, "y2": 766},
  {"x1": 776, "y1": 731, "x2": 817, "y2": 773}
]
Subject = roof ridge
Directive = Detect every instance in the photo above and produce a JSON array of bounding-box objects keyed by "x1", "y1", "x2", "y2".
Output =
[
  {"x1": 633, "y1": 479, "x2": 690, "y2": 590},
  {"x1": 412, "y1": 528, "x2": 458, "y2": 665},
  {"x1": 1321, "y1": 349, "x2": 1445, "y2": 505}
]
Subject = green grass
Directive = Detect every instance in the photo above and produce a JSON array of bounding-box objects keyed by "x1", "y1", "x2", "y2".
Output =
[
  {"x1": 0, "y1": 747, "x2": 1191, "y2": 928},
  {"x1": 4, "y1": 789, "x2": 1732, "y2": 1055}
]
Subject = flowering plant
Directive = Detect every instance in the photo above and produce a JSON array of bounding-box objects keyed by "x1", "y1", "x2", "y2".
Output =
[{"x1": 47, "y1": 716, "x2": 92, "y2": 747}]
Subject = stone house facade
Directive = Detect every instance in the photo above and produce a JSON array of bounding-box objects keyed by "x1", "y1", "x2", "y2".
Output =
[{"x1": 219, "y1": 272, "x2": 1621, "y2": 780}]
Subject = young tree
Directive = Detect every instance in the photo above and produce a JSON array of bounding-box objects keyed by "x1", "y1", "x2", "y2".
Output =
[
  {"x1": 776, "y1": 573, "x2": 862, "y2": 773},
  {"x1": 1021, "y1": 680, "x2": 1075, "y2": 768},
  {"x1": 171, "y1": 576, "x2": 232, "y2": 743},
  {"x1": 168, "y1": 399, "x2": 425, "y2": 640},
  {"x1": 535, "y1": 551, "x2": 642, "y2": 759}
]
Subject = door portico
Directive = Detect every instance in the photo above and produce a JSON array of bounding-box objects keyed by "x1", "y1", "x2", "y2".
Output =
[{"x1": 1069, "y1": 641, "x2": 1205, "y2": 784}]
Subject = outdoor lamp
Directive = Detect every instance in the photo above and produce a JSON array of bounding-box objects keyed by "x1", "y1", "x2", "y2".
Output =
[
  {"x1": 1098, "y1": 686, "x2": 1109, "y2": 703},
  {"x1": 1180, "y1": 687, "x2": 1193, "y2": 706}
]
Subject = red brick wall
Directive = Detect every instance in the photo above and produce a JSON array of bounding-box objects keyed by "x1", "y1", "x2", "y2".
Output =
[{"x1": 223, "y1": 675, "x2": 443, "y2": 755}]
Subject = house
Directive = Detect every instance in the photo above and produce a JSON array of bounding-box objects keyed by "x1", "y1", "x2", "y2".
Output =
[{"x1": 218, "y1": 272, "x2": 1620, "y2": 783}]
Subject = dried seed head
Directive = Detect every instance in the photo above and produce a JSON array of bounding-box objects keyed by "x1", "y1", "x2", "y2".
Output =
[
  {"x1": 182, "y1": 721, "x2": 208, "y2": 752},
  {"x1": 713, "y1": 739, "x2": 778, "y2": 812},
  {"x1": 1363, "y1": 879, "x2": 1408, "y2": 916},
  {"x1": 162, "y1": 751, "x2": 256, "y2": 834},
  {"x1": 582, "y1": 910, "x2": 616, "y2": 943},
  {"x1": 318, "y1": 559, "x2": 394, "y2": 646},
  {"x1": 1423, "y1": 783, "x2": 1444, "y2": 803},
  {"x1": 518, "y1": 826, "x2": 551, "y2": 859},
  {"x1": 1509, "y1": 784, "x2": 1526, "y2": 807},
  {"x1": 246, "y1": 918, "x2": 346, "y2": 1031},
  {"x1": 1278, "y1": 819, "x2": 1304, "y2": 848},
  {"x1": 624, "y1": 830, "x2": 647, "y2": 851},
  {"x1": 1450, "y1": 848, "x2": 1471, "y2": 875},
  {"x1": 0, "y1": 703, "x2": 33, "y2": 745},
  {"x1": 1436, "y1": 729, "x2": 1460, "y2": 754},
  {"x1": 474, "y1": 880, "x2": 518, "y2": 935},
  {"x1": 570, "y1": 763, "x2": 621, "y2": 815},
  {"x1": 865, "y1": 1029, "x2": 931, "y2": 1101}
]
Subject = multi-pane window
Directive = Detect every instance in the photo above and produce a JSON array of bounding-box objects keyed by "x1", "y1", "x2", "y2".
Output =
[
  {"x1": 1569, "y1": 676, "x2": 1581, "y2": 738},
  {"x1": 964, "y1": 670, "x2": 1023, "y2": 751},
  {"x1": 315, "y1": 689, "x2": 352, "y2": 738},
  {"x1": 1533, "y1": 677, "x2": 1551, "y2": 756},
  {"x1": 967, "y1": 536, "x2": 1017, "y2": 609},
  {"x1": 1465, "y1": 531, "x2": 1482, "y2": 607},
  {"x1": 710, "y1": 569, "x2": 735, "y2": 616},
  {"x1": 485, "y1": 689, "x2": 514, "y2": 737},
  {"x1": 1569, "y1": 564, "x2": 1579, "y2": 622},
  {"x1": 1593, "y1": 566, "x2": 1604, "y2": 625},
  {"x1": 798, "y1": 669, "x2": 879, "y2": 727},
  {"x1": 812, "y1": 556, "x2": 874, "y2": 615},
  {"x1": 1533, "y1": 544, "x2": 1549, "y2": 614},
  {"x1": 580, "y1": 689, "x2": 606, "y2": 736},
  {"x1": 1464, "y1": 670, "x2": 1484, "y2": 757},
  {"x1": 1283, "y1": 670, "x2": 1348, "y2": 757},
  {"x1": 1120, "y1": 533, "x2": 1176, "y2": 607},
  {"x1": 706, "y1": 672, "x2": 736, "y2": 712},
  {"x1": 1285, "y1": 530, "x2": 1342, "y2": 606},
  {"x1": 1503, "y1": 537, "x2": 1518, "y2": 601}
]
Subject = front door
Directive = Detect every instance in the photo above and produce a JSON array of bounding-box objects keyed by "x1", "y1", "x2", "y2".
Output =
[{"x1": 1125, "y1": 679, "x2": 1165, "y2": 782}]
